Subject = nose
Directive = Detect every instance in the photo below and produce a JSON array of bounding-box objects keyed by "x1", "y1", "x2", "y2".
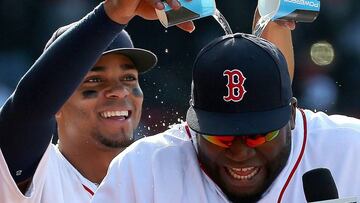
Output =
[
  {"x1": 225, "y1": 137, "x2": 256, "y2": 162},
  {"x1": 104, "y1": 84, "x2": 130, "y2": 99}
]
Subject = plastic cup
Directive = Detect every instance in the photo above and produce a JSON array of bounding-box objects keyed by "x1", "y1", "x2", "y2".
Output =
[
  {"x1": 258, "y1": 0, "x2": 320, "y2": 22},
  {"x1": 156, "y1": 0, "x2": 216, "y2": 27}
]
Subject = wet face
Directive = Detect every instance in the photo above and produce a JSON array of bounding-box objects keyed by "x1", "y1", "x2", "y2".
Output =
[
  {"x1": 56, "y1": 53, "x2": 143, "y2": 149},
  {"x1": 197, "y1": 100, "x2": 297, "y2": 203}
]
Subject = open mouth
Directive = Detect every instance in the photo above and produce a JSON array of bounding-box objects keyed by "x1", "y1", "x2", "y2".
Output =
[
  {"x1": 99, "y1": 110, "x2": 131, "y2": 120},
  {"x1": 225, "y1": 166, "x2": 260, "y2": 180}
]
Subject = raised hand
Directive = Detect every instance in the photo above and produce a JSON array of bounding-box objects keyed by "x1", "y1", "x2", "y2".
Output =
[{"x1": 104, "y1": 0, "x2": 195, "y2": 32}]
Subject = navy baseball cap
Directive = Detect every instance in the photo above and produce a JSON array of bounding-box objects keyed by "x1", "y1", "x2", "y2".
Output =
[
  {"x1": 44, "y1": 23, "x2": 157, "y2": 73},
  {"x1": 186, "y1": 33, "x2": 292, "y2": 136}
]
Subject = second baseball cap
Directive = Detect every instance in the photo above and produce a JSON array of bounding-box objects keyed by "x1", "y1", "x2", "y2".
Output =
[
  {"x1": 44, "y1": 22, "x2": 157, "y2": 74},
  {"x1": 186, "y1": 33, "x2": 292, "y2": 136}
]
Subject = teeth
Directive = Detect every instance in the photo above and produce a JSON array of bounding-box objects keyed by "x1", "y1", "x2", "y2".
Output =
[
  {"x1": 101, "y1": 111, "x2": 129, "y2": 118},
  {"x1": 227, "y1": 167, "x2": 259, "y2": 180},
  {"x1": 231, "y1": 167, "x2": 255, "y2": 172}
]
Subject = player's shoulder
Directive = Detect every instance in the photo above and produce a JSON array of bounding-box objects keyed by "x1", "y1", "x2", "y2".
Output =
[
  {"x1": 135, "y1": 123, "x2": 191, "y2": 147},
  {"x1": 304, "y1": 110, "x2": 360, "y2": 129},
  {"x1": 300, "y1": 108, "x2": 360, "y2": 130},
  {"x1": 115, "y1": 123, "x2": 192, "y2": 159}
]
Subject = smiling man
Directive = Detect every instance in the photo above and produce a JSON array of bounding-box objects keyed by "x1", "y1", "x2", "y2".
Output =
[
  {"x1": 92, "y1": 28, "x2": 360, "y2": 203},
  {"x1": 0, "y1": 0, "x2": 195, "y2": 202},
  {"x1": 55, "y1": 41, "x2": 149, "y2": 154},
  {"x1": 0, "y1": 18, "x2": 157, "y2": 203},
  {"x1": 52, "y1": 31, "x2": 156, "y2": 191}
]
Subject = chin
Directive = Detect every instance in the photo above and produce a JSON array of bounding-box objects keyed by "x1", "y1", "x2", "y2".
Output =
[
  {"x1": 94, "y1": 131, "x2": 134, "y2": 149},
  {"x1": 221, "y1": 178, "x2": 266, "y2": 202},
  {"x1": 100, "y1": 136, "x2": 134, "y2": 149},
  {"x1": 226, "y1": 193, "x2": 263, "y2": 203}
]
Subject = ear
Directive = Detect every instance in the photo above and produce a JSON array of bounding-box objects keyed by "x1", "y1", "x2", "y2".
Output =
[
  {"x1": 290, "y1": 97, "x2": 297, "y2": 130},
  {"x1": 55, "y1": 110, "x2": 62, "y2": 120}
]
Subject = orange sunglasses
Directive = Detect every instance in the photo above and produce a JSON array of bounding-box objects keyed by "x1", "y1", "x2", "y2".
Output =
[{"x1": 201, "y1": 130, "x2": 280, "y2": 148}]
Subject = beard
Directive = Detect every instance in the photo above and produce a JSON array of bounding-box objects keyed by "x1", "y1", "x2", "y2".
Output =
[
  {"x1": 93, "y1": 128, "x2": 135, "y2": 149},
  {"x1": 198, "y1": 133, "x2": 292, "y2": 203},
  {"x1": 226, "y1": 137, "x2": 291, "y2": 203}
]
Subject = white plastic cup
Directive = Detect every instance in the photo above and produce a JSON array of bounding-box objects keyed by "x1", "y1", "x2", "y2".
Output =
[
  {"x1": 258, "y1": 0, "x2": 320, "y2": 22},
  {"x1": 156, "y1": 0, "x2": 216, "y2": 28}
]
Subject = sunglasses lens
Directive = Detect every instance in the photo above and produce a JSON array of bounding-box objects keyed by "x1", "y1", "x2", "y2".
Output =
[
  {"x1": 245, "y1": 135, "x2": 266, "y2": 147},
  {"x1": 245, "y1": 130, "x2": 280, "y2": 147},
  {"x1": 202, "y1": 135, "x2": 234, "y2": 148},
  {"x1": 266, "y1": 130, "x2": 280, "y2": 141}
]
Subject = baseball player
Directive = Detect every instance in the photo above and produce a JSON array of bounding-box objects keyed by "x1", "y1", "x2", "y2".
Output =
[
  {"x1": 91, "y1": 26, "x2": 360, "y2": 203},
  {"x1": 0, "y1": 0, "x2": 194, "y2": 202}
]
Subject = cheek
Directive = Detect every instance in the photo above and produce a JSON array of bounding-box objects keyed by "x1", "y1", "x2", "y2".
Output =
[
  {"x1": 132, "y1": 87, "x2": 143, "y2": 98},
  {"x1": 64, "y1": 93, "x2": 98, "y2": 118},
  {"x1": 198, "y1": 136, "x2": 224, "y2": 164},
  {"x1": 82, "y1": 90, "x2": 98, "y2": 99},
  {"x1": 259, "y1": 133, "x2": 290, "y2": 164},
  {"x1": 60, "y1": 102, "x2": 91, "y2": 127},
  {"x1": 131, "y1": 87, "x2": 143, "y2": 112}
]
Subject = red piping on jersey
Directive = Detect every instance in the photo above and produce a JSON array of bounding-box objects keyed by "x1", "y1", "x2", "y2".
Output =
[
  {"x1": 82, "y1": 184, "x2": 94, "y2": 196},
  {"x1": 185, "y1": 124, "x2": 192, "y2": 140},
  {"x1": 277, "y1": 108, "x2": 307, "y2": 203}
]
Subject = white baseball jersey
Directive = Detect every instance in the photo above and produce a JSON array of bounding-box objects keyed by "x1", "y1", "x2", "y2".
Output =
[
  {"x1": 92, "y1": 109, "x2": 360, "y2": 203},
  {"x1": 0, "y1": 144, "x2": 97, "y2": 203}
]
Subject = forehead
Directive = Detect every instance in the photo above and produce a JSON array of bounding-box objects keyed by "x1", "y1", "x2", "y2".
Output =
[{"x1": 90, "y1": 53, "x2": 137, "y2": 73}]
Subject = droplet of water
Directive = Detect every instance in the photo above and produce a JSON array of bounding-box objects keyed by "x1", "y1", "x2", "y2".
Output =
[{"x1": 16, "y1": 170, "x2": 22, "y2": 176}]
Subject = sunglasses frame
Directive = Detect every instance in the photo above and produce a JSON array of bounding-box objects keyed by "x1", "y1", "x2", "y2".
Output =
[{"x1": 201, "y1": 130, "x2": 280, "y2": 148}]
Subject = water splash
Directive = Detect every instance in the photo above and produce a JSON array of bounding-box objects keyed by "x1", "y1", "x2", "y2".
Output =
[
  {"x1": 213, "y1": 9, "x2": 233, "y2": 35},
  {"x1": 252, "y1": 12, "x2": 274, "y2": 37}
]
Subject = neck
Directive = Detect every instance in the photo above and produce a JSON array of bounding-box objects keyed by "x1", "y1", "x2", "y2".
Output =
[{"x1": 58, "y1": 139, "x2": 123, "y2": 184}]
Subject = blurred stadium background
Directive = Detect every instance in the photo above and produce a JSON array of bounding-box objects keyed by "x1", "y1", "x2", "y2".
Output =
[{"x1": 1, "y1": 0, "x2": 359, "y2": 139}]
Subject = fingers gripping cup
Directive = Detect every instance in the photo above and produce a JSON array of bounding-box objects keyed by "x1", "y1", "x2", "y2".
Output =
[
  {"x1": 156, "y1": 0, "x2": 216, "y2": 28},
  {"x1": 258, "y1": 0, "x2": 320, "y2": 22}
]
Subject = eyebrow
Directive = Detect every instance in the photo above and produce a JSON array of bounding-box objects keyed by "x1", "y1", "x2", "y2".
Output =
[
  {"x1": 90, "y1": 64, "x2": 137, "y2": 72},
  {"x1": 90, "y1": 66, "x2": 105, "y2": 72}
]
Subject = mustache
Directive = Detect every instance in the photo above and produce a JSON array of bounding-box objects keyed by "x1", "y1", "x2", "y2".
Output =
[{"x1": 101, "y1": 99, "x2": 132, "y2": 109}]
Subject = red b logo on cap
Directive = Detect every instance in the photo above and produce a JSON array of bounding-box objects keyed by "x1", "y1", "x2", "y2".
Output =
[{"x1": 223, "y1": 69, "x2": 247, "y2": 102}]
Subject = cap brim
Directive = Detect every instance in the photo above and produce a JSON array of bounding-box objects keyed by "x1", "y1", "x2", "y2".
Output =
[
  {"x1": 186, "y1": 104, "x2": 291, "y2": 136},
  {"x1": 103, "y1": 48, "x2": 157, "y2": 74}
]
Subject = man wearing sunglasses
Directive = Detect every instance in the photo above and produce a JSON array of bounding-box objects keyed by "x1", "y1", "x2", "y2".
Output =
[{"x1": 92, "y1": 21, "x2": 360, "y2": 203}]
